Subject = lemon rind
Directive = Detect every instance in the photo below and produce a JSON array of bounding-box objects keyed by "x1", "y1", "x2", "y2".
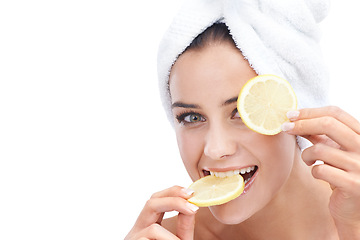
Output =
[
  {"x1": 237, "y1": 74, "x2": 297, "y2": 136},
  {"x1": 187, "y1": 175, "x2": 245, "y2": 207}
]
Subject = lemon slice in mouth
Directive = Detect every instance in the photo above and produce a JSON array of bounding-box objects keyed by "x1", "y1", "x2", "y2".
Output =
[{"x1": 187, "y1": 174, "x2": 244, "y2": 207}]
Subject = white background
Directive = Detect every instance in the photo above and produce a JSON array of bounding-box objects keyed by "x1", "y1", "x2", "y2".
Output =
[{"x1": 0, "y1": 1, "x2": 359, "y2": 239}]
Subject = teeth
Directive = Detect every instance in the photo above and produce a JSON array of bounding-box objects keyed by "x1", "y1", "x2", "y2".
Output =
[
  {"x1": 209, "y1": 166, "x2": 256, "y2": 178},
  {"x1": 218, "y1": 172, "x2": 226, "y2": 178}
]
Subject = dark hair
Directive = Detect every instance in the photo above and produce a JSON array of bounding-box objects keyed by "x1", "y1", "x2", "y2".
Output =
[{"x1": 184, "y1": 22, "x2": 236, "y2": 52}]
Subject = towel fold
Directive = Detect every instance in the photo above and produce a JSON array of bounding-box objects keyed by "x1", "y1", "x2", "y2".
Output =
[{"x1": 157, "y1": 0, "x2": 331, "y2": 149}]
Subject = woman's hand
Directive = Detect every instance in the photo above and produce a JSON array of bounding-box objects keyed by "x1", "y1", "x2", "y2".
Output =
[
  {"x1": 282, "y1": 106, "x2": 360, "y2": 238},
  {"x1": 125, "y1": 185, "x2": 198, "y2": 240}
]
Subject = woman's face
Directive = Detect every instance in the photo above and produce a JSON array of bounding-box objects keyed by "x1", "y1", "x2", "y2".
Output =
[{"x1": 169, "y1": 42, "x2": 298, "y2": 224}]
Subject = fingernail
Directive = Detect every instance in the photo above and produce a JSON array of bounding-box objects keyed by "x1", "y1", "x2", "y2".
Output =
[
  {"x1": 281, "y1": 122, "x2": 295, "y2": 132},
  {"x1": 186, "y1": 202, "x2": 199, "y2": 212},
  {"x1": 286, "y1": 110, "x2": 300, "y2": 120},
  {"x1": 181, "y1": 188, "x2": 195, "y2": 196}
]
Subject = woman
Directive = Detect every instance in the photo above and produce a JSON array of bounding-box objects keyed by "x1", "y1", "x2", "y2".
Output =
[{"x1": 126, "y1": 0, "x2": 360, "y2": 239}]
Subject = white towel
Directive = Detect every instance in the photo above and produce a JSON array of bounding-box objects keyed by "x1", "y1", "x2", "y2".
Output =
[{"x1": 157, "y1": 0, "x2": 331, "y2": 149}]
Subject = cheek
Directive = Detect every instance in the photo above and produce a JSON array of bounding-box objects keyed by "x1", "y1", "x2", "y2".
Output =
[
  {"x1": 175, "y1": 129, "x2": 203, "y2": 180},
  {"x1": 250, "y1": 132, "x2": 296, "y2": 165},
  {"x1": 257, "y1": 133, "x2": 297, "y2": 188},
  {"x1": 270, "y1": 133, "x2": 296, "y2": 167}
]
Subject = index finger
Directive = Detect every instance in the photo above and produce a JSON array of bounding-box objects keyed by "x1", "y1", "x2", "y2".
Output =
[
  {"x1": 285, "y1": 115, "x2": 360, "y2": 152},
  {"x1": 133, "y1": 187, "x2": 198, "y2": 231},
  {"x1": 294, "y1": 106, "x2": 360, "y2": 134}
]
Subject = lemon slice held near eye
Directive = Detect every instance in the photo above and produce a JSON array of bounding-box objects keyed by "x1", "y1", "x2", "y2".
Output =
[
  {"x1": 187, "y1": 174, "x2": 244, "y2": 207},
  {"x1": 237, "y1": 74, "x2": 297, "y2": 135}
]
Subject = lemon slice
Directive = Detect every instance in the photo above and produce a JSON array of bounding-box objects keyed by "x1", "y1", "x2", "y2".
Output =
[
  {"x1": 187, "y1": 174, "x2": 244, "y2": 207},
  {"x1": 237, "y1": 74, "x2": 297, "y2": 135}
]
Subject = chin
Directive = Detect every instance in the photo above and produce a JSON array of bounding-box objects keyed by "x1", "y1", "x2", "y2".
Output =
[{"x1": 208, "y1": 197, "x2": 255, "y2": 225}]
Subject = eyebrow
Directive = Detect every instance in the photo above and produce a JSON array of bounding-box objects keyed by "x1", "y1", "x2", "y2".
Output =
[
  {"x1": 171, "y1": 96, "x2": 238, "y2": 109},
  {"x1": 222, "y1": 96, "x2": 238, "y2": 106},
  {"x1": 171, "y1": 102, "x2": 200, "y2": 109}
]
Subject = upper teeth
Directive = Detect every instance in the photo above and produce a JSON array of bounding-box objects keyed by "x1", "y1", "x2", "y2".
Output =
[{"x1": 210, "y1": 166, "x2": 255, "y2": 178}]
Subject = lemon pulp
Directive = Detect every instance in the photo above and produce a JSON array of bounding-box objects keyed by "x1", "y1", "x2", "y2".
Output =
[
  {"x1": 237, "y1": 74, "x2": 297, "y2": 135},
  {"x1": 187, "y1": 174, "x2": 244, "y2": 207}
]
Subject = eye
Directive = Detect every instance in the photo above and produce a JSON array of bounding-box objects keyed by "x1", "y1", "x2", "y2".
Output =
[
  {"x1": 184, "y1": 113, "x2": 202, "y2": 123},
  {"x1": 231, "y1": 108, "x2": 241, "y2": 119},
  {"x1": 176, "y1": 112, "x2": 205, "y2": 125}
]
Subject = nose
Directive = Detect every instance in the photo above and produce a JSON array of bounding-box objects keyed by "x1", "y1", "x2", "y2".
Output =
[{"x1": 204, "y1": 122, "x2": 237, "y2": 160}]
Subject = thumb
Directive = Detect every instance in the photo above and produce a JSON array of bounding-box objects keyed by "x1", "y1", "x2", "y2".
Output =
[{"x1": 176, "y1": 212, "x2": 196, "y2": 240}]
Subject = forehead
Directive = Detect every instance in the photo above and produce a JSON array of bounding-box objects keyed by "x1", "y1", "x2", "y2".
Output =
[{"x1": 169, "y1": 42, "x2": 257, "y2": 103}]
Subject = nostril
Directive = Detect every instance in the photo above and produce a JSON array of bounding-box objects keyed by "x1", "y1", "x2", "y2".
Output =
[
  {"x1": 204, "y1": 145, "x2": 233, "y2": 160},
  {"x1": 204, "y1": 129, "x2": 237, "y2": 160}
]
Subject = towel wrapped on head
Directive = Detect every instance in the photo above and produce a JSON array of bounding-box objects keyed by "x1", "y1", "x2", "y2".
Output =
[{"x1": 157, "y1": 0, "x2": 331, "y2": 149}]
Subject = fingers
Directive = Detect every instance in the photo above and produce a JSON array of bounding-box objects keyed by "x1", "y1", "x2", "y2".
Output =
[
  {"x1": 304, "y1": 134, "x2": 341, "y2": 149},
  {"x1": 284, "y1": 106, "x2": 360, "y2": 189},
  {"x1": 312, "y1": 164, "x2": 360, "y2": 195},
  {"x1": 135, "y1": 186, "x2": 198, "y2": 230},
  {"x1": 302, "y1": 144, "x2": 359, "y2": 171},
  {"x1": 126, "y1": 185, "x2": 198, "y2": 240},
  {"x1": 302, "y1": 143, "x2": 360, "y2": 193},
  {"x1": 283, "y1": 107, "x2": 360, "y2": 152},
  {"x1": 125, "y1": 186, "x2": 199, "y2": 240},
  {"x1": 177, "y1": 213, "x2": 195, "y2": 240},
  {"x1": 286, "y1": 107, "x2": 360, "y2": 231},
  {"x1": 151, "y1": 185, "x2": 194, "y2": 199},
  {"x1": 311, "y1": 164, "x2": 347, "y2": 189},
  {"x1": 286, "y1": 116, "x2": 358, "y2": 151},
  {"x1": 130, "y1": 223, "x2": 180, "y2": 240},
  {"x1": 289, "y1": 106, "x2": 360, "y2": 134}
]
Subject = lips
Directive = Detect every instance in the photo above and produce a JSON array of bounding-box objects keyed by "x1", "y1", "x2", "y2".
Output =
[{"x1": 203, "y1": 166, "x2": 258, "y2": 185}]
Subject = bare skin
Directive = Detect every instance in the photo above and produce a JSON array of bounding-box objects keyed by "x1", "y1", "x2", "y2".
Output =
[{"x1": 125, "y1": 42, "x2": 360, "y2": 240}]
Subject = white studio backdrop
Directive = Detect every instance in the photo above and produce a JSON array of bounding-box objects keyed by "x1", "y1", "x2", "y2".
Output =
[{"x1": 0, "y1": 1, "x2": 359, "y2": 239}]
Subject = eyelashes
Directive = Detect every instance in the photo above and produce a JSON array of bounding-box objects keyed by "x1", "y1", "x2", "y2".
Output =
[
  {"x1": 175, "y1": 111, "x2": 205, "y2": 125},
  {"x1": 231, "y1": 108, "x2": 240, "y2": 118},
  {"x1": 175, "y1": 108, "x2": 241, "y2": 125}
]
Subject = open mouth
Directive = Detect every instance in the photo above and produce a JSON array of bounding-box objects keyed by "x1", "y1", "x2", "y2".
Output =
[{"x1": 203, "y1": 166, "x2": 258, "y2": 185}]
